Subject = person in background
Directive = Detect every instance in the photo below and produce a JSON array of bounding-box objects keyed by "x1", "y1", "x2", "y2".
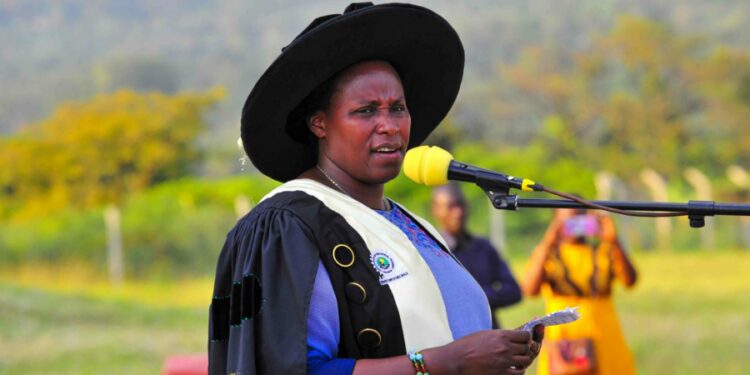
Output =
[
  {"x1": 431, "y1": 182, "x2": 522, "y2": 328},
  {"x1": 522, "y1": 208, "x2": 637, "y2": 375}
]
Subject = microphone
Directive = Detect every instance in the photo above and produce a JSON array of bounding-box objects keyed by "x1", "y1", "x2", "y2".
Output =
[{"x1": 402, "y1": 145, "x2": 542, "y2": 192}]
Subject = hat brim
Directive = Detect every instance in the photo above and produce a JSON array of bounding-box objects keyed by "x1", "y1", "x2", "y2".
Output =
[{"x1": 241, "y1": 3, "x2": 464, "y2": 182}]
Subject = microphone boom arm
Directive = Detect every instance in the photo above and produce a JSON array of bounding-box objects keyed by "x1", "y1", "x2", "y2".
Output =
[
  {"x1": 476, "y1": 182, "x2": 750, "y2": 228},
  {"x1": 401, "y1": 145, "x2": 750, "y2": 228}
]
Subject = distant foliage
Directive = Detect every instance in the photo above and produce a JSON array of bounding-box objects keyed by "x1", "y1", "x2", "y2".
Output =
[
  {"x1": 95, "y1": 57, "x2": 181, "y2": 94},
  {"x1": 0, "y1": 88, "x2": 225, "y2": 220},
  {"x1": 0, "y1": 176, "x2": 279, "y2": 277},
  {"x1": 497, "y1": 15, "x2": 750, "y2": 184},
  {"x1": 1, "y1": 208, "x2": 106, "y2": 265},
  {"x1": 1, "y1": 156, "x2": 744, "y2": 278}
]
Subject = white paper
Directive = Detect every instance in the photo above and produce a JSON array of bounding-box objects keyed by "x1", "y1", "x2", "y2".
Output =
[{"x1": 522, "y1": 306, "x2": 581, "y2": 333}]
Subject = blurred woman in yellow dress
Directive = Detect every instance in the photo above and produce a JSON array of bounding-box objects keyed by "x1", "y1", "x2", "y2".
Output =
[{"x1": 523, "y1": 208, "x2": 637, "y2": 375}]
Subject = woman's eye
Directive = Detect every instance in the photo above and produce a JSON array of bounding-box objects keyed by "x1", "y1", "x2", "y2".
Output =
[
  {"x1": 356, "y1": 107, "x2": 375, "y2": 114},
  {"x1": 391, "y1": 105, "x2": 406, "y2": 112}
]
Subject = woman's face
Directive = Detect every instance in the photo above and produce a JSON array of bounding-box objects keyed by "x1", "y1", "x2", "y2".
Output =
[{"x1": 311, "y1": 60, "x2": 411, "y2": 185}]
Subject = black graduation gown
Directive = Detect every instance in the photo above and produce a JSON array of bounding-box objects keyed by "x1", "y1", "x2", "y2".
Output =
[{"x1": 208, "y1": 190, "x2": 416, "y2": 374}]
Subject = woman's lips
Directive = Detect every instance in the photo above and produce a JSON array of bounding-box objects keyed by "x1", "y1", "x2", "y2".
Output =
[{"x1": 370, "y1": 145, "x2": 403, "y2": 162}]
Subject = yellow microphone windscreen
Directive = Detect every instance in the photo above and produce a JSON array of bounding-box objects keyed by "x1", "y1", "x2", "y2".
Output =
[{"x1": 402, "y1": 145, "x2": 454, "y2": 186}]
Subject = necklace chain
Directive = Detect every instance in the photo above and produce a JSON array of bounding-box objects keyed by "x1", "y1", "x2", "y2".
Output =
[
  {"x1": 316, "y1": 165, "x2": 348, "y2": 195},
  {"x1": 315, "y1": 165, "x2": 390, "y2": 210}
]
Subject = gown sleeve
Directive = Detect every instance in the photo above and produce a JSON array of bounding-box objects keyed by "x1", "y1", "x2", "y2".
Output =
[{"x1": 208, "y1": 204, "x2": 322, "y2": 375}]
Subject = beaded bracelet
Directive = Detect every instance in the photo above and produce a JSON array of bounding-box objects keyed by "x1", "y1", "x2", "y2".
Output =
[{"x1": 407, "y1": 351, "x2": 429, "y2": 375}]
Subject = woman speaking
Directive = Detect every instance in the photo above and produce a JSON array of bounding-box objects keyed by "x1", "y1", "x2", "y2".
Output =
[{"x1": 208, "y1": 3, "x2": 543, "y2": 374}]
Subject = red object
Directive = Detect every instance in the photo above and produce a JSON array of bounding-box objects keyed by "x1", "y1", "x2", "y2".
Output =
[{"x1": 162, "y1": 354, "x2": 208, "y2": 375}]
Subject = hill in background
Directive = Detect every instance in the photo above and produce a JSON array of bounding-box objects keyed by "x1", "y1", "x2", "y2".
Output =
[{"x1": 2, "y1": 0, "x2": 749, "y2": 147}]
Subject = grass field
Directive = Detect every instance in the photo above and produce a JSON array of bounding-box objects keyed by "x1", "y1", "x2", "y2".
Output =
[{"x1": 1, "y1": 251, "x2": 749, "y2": 374}]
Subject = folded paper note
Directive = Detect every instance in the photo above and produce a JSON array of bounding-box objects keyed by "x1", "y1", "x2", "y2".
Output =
[{"x1": 522, "y1": 306, "x2": 581, "y2": 333}]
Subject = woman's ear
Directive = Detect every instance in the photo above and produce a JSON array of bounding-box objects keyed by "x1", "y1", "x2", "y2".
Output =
[{"x1": 307, "y1": 112, "x2": 327, "y2": 139}]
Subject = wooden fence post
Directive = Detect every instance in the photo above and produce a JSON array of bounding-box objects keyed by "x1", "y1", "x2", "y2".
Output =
[
  {"x1": 596, "y1": 171, "x2": 634, "y2": 250},
  {"x1": 488, "y1": 201, "x2": 507, "y2": 256},
  {"x1": 684, "y1": 167, "x2": 715, "y2": 250},
  {"x1": 727, "y1": 165, "x2": 750, "y2": 250},
  {"x1": 234, "y1": 195, "x2": 254, "y2": 219},
  {"x1": 640, "y1": 168, "x2": 672, "y2": 251},
  {"x1": 104, "y1": 204, "x2": 124, "y2": 286}
]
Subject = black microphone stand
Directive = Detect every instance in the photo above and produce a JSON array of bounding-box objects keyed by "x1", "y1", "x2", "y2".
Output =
[{"x1": 477, "y1": 181, "x2": 750, "y2": 228}]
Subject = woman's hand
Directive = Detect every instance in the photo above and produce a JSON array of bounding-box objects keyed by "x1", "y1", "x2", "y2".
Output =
[
  {"x1": 427, "y1": 329, "x2": 537, "y2": 375},
  {"x1": 530, "y1": 323, "x2": 545, "y2": 357},
  {"x1": 354, "y1": 327, "x2": 545, "y2": 375}
]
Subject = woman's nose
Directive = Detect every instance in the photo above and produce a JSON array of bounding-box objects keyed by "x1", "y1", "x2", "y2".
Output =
[
  {"x1": 376, "y1": 119, "x2": 399, "y2": 134},
  {"x1": 375, "y1": 112, "x2": 405, "y2": 134}
]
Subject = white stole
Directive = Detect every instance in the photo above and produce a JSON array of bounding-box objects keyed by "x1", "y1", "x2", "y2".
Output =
[{"x1": 262, "y1": 179, "x2": 454, "y2": 350}]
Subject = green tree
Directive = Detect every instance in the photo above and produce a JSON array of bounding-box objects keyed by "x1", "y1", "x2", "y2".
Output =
[
  {"x1": 498, "y1": 15, "x2": 750, "y2": 186},
  {"x1": 0, "y1": 87, "x2": 225, "y2": 220},
  {"x1": 688, "y1": 46, "x2": 750, "y2": 168}
]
